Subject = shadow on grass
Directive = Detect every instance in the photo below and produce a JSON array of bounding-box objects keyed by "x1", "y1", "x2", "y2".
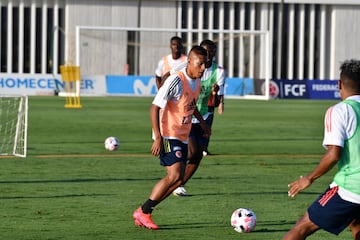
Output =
[
  {"x1": 204, "y1": 159, "x2": 320, "y2": 166},
  {"x1": 0, "y1": 193, "x2": 116, "y2": 200},
  {"x1": 253, "y1": 220, "x2": 297, "y2": 233},
  {"x1": 0, "y1": 177, "x2": 161, "y2": 184},
  {"x1": 159, "y1": 221, "x2": 223, "y2": 230},
  {"x1": 254, "y1": 228, "x2": 290, "y2": 233},
  {"x1": 259, "y1": 220, "x2": 296, "y2": 226},
  {"x1": 153, "y1": 220, "x2": 295, "y2": 234},
  {"x1": 193, "y1": 191, "x2": 320, "y2": 196}
]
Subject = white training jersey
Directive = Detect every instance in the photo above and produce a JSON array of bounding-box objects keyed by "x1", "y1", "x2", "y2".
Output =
[
  {"x1": 152, "y1": 67, "x2": 198, "y2": 143},
  {"x1": 155, "y1": 54, "x2": 187, "y2": 77},
  {"x1": 323, "y1": 95, "x2": 360, "y2": 203},
  {"x1": 152, "y1": 67, "x2": 198, "y2": 109}
]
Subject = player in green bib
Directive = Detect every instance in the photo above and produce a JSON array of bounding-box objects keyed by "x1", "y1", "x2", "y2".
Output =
[
  {"x1": 283, "y1": 59, "x2": 360, "y2": 239},
  {"x1": 333, "y1": 99, "x2": 360, "y2": 195},
  {"x1": 197, "y1": 63, "x2": 219, "y2": 116}
]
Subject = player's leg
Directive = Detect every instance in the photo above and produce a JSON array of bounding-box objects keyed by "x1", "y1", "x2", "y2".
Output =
[
  {"x1": 187, "y1": 135, "x2": 196, "y2": 159},
  {"x1": 133, "y1": 162, "x2": 184, "y2": 230},
  {"x1": 349, "y1": 218, "x2": 360, "y2": 239},
  {"x1": 133, "y1": 139, "x2": 187, "y2": 229},
  {"x1": 203, "y1": 113, "x2": 214, "y2": 156},
  {"x1": 183, "y1": 143, "x2": 204, "y2": 181},
  {"x1": 157, "y1": 138, "x2": 188, "y2": 199},
  {"x1": 173, "y1": 124, "x2": 204, "y2": 196},
  {"x1": 190, "y1": 123, "x2": 206, "y2": 160},
  {"x1": 151, "y1": 161, "x2": 184, "y2": 200},
  {"x1": 282, "y1": 211, "x2": 320, "y2": 240},
  {"x1": 172, "y1": 136, "x2": 197, "y2": 196},
  {"x1": 284, "y1": 186, "x2": 359, "y2": 239},
  {"x1": 184, "y1": 122, "x2": 207, "y2": 185}
]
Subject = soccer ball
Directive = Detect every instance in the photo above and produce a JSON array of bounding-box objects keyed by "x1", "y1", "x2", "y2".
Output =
[
  {"x1": 230, "y1": 208, "x2": 256, "y2": 233},
  {"x1": 104, "y1": 136, "x2": 120, "y2": 151}
]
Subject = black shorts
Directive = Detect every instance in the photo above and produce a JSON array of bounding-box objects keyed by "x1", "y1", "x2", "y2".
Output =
[
  {"x1": 159, "y1": 138, "x2": 188, "y2": 166},
  {"x1": 189, "y1": 114, "x2": 213, "y2": 146},
  {"x1": 308, "y1": 186, "x2": 360, "y2": 235}
]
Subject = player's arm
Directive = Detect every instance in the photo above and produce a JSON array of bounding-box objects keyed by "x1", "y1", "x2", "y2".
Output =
[
  {"x1": 217, "y1": 94, "x2": 224, "y2": 115},
  {"x1": 155, "y1": 76, "x2": 163, "y2": 89},
  {"x1": 217, "y1": 68, "x2": 226, "y2": 114},
  {"x1": 287, "y1": 145, "x2": 341, "y2": 197},
  {"x1": 155, "y1": 71, "x2": 171, "y2": 89},
  {"x1": 158, "y1": 62, "x2": 187, "y2": 89},
  {"x1": 209, "y1": 84, "x2": 220, "y2": 107},
  {"x1": 155, "y1": 58, "x2": 165, "y2": 89},
  {"x1": 193, "y1": 108, "x2": 211, "y2": 137},
  {"x1": 151, "y1": 74, "x2": 179, "y2": 155},
  {"x1": 150, "y1": 104, "x2": 162, "y2": 156},
  {"x1": 156, "y1": 71, "x2": 172, "y2": 89}
]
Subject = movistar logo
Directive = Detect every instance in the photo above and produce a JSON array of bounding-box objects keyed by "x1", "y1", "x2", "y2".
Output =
[{"x1": 133, "y1": 77, "x2": 157, "y2": 95}]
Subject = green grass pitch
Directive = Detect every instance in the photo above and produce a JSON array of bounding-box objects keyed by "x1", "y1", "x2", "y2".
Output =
[{"x1": 0, "y1": 96, "x2": 353, "y2": 239}]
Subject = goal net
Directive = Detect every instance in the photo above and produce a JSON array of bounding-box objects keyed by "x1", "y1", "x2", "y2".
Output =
[
  {"x1": 0, "y1": 95, "x2": 28, "y2": 158},
  {"x1": 75, "y1": 26, "x2": 270, "y2": 100}
]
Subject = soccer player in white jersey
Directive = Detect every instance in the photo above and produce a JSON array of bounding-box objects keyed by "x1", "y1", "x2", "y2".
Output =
[
  {"x1": 283, "y1": 59, "x2": 360, "y2": 239},
  {"x1": 173, "y1": 39, "x2": 226, "y2": 197},
  {"x1": 133, "y1": 46, "x2": 209, "y2": 230},
  {"x1": 155, "y1": 36, "x2": 187, "y2": 88}
]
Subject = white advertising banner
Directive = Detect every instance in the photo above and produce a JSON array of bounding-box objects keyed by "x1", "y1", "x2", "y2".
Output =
[{"x1": 0, "y1": 74, "x2": 106, "y2": 96}]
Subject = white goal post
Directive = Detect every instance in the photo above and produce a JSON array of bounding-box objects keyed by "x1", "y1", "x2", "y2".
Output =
[
  {"x1": 75, "y1": 26, "x2": 270, "y2": 100},
  {"x1": 0, "y1": 95, "x2": 28, "y2": 158}
]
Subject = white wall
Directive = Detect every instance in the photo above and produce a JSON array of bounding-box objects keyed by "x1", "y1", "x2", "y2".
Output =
[
  {"x1": 67, "y1": 1, "x2": 139, "y2": 75},
  {"x1": 331, "y1": 5, "x2": 360, "y2": 79},
  {"x1": 139, "y1": 1, "x2": 178, "y2": 75}
]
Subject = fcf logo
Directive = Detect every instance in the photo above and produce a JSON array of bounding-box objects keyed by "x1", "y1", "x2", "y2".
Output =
[{"x1": 284, "y1": 84, "x2": 306, "y2": 96}]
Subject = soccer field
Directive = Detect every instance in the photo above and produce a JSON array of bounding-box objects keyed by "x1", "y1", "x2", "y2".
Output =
[{"x1": 0, "y1": 96, "x2": 352, "y2": 239}]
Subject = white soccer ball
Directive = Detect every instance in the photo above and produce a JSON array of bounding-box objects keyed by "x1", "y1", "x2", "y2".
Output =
[
  {"x1": 104, "y1": 136, "x2": 120, "y2": 151},
  {"x1": 231, "y1": 208, "x2": 257, "y2": 233}
]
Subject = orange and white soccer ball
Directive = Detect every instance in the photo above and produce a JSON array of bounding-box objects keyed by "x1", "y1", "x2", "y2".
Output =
[
  {"x1": 231, "y1": 208, "x2": 256, "y2": 233},
  {"x1": 104, "y1": 136, "x2": 120, "y2": 151}
]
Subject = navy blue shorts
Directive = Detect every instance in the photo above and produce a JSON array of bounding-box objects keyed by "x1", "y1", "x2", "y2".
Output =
[
  {"x1": 307, "y1": 186, "x2": 360, "y2": 235},
  {"x1": 189, "y1": 114, "x2": 213, "y2": 147},
  {"x1": 159, "y1": 138, "x2": 188, "y2": 166}
]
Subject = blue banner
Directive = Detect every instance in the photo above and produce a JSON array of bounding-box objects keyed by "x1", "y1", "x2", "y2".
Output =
[
  {"x1": 277, "y1": 80, "x2": 309, "y2": 99},
  {"x1": 106, "y1": 75, "x2": 157, "y2": 96},
  {"x1": 0, "y1": 74, "x2": 106, "y2": 96},
  {"x1": 308, "y1": 80, "x2": 340, "y2": 99},
  {"x1": 225, "y1": 77, "x2": 254, "y2": 96},
  {"x1": 106, "y1": 75, "x2": 254, "y2": 97},
  {"x1": 273, "y1": 79, "x2": 340, "y2": 100}
]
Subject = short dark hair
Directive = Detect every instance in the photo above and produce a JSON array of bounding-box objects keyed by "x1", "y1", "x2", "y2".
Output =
[
  {"x1": 200, "y1": 39, "x2": 217, "y2": 50},
  {"x1": 340, "y1": 59, "x2": 360, "y2": 91},
  {"x1": 170, "y1": 36, "x2": 182, "y2": 43},
  {"x1": 188, "y1": 45, "x2": 207, "y2": 57}
]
